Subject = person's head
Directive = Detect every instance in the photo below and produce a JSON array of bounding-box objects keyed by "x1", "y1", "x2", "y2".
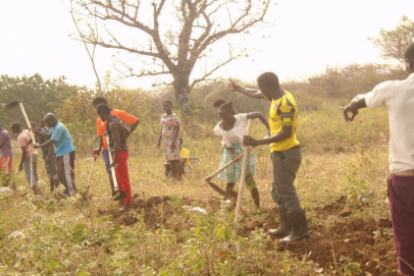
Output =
[
  {"x1": 31, "y1": 122, "x2": 39, "y2": 131},
  {"x1": 10, "y1": 122, "x2": 21, "y2": 134},
  {"x1": 162, "y1": 100, "x2": 173, "y2": 114},
  {"x1": 218, "y1": 102, "x2": 236, "y2": 124},
  {"x1": 404, "y1": 42, "x2": 414, "y2": 74},
  {"x1": 44, "y1": 113, "x2": 58, "y2": 128},
  {"x1": 92, "y1": 97, "x2": 108, "y2": 108},
  {"x1": 179, "y1": 138, "x2": 183, "y2": 148},
  {"x1": 213, "y1": 98, "x2": 227, "y2": 109},
  {"x1": 39, "y1": 121, "x2": 46, "y2": 128},
  {"x1": 257, "y1": 72, "x2": 280, "y2": 99},
  {"x1": 96, "y1": 104, "x2": 112, "y2": 121}
]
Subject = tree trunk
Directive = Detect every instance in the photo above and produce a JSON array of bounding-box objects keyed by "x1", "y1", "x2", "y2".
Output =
[{"x1": 173, "y1": 74, "x2": 190, "y2": 105}]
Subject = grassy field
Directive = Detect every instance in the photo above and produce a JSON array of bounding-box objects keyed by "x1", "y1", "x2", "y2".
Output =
[{"x1": 0, "y1": 106, "x2": 402, "y2": 275}]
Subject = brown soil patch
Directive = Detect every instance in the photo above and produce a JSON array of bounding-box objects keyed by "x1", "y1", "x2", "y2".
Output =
[
  {"x1": 98, "y1": 195, "x2": 212, "y2": 230},
  {"x1": 99, "y1": 194, "x2": 399, "y2": 275},
  {"x1": 239, "y1": 196, "x2": 398, "y2": 275}
]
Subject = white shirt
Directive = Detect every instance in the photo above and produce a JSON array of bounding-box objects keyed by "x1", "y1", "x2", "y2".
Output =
[
  {"x1": 365, "y1": 73, "x2": 414, "y2": 173},
  {"x1": 214, "y1": 114, "x2": 248, "y2": 148}
]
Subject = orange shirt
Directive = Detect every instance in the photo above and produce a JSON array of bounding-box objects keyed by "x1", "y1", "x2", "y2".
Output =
[{"x1": 97, "y1": 109, "x2": 139, "y2": 150}]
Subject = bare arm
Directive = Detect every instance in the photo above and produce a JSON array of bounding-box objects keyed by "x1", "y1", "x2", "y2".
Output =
[
  {"x1": 32, "y1": 129, "x2": 52, "y2": 139},
  {"x1": 93, "y1": 136, "x2": 103, "y2": 156},
  {"x1": 340, "y1": 95, "x2": 367, "y2": 122},
  {"x1": 35, "y1": 139, "x2": 55, "y2": 149},
  {"x1": 246, "y1": 112, "x2": 270, "y2": 134},
  {"x1": 130, "y1": 121, "x2": 139, "y2": 134},
  {"x1": 109, "y1": 122, "x2": 120, "y2": 167},
  {"x1": 227, "y1": 79, "x2": 265, "y2": 100},
  {"x1": 157, "y1": 125, "x2": 163, "y2": 149},
  {"x1": 244, "y1": 126, "x2": 292, "y2": 147}
]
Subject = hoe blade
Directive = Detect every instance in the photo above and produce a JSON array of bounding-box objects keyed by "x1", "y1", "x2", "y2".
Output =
[{"x1": 4, "y1": 101, "x2": 21, "y2": 110}]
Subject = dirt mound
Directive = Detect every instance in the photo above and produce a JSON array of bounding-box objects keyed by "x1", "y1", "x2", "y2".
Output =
[
  {"x1": 99, "y1": 195, "x2": 210, "y2": 230},
  {"x1": 238, "y1": 196, "x2": 398, "y2": 275}
]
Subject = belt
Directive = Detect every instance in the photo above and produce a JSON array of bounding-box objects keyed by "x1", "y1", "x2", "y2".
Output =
[{"x1": 394, "y1": 170, "x2": 414, "y2": 176}]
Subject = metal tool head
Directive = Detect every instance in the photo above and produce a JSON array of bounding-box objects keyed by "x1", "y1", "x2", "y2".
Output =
[{"x1": 4, "y1": 101, "x2": 21, "y2": 110}]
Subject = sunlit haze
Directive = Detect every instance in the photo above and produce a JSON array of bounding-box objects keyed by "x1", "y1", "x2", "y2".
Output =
[{"x1": 1, "y1": 0, "x2": 414, "y2": 89}]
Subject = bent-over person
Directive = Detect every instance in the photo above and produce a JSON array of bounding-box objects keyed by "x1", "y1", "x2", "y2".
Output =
[
  {"x1": 97, "y1": 104, "x2": 132, "y2": 211},
  {"x1": 34, "y1": 114, "x2": 76, "y2": 198}
]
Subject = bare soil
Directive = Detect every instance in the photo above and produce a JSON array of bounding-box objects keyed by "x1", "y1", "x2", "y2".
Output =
[{"x1": 98, "y1": 194, "x2": 398, "y2": 275}]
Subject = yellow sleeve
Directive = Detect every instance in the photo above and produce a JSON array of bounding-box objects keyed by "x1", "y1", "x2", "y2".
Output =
[{"x1": 277, "y1": 98, "x2": 296, "y2": 127}]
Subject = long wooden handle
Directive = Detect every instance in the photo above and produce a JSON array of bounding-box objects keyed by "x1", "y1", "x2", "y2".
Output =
[
  {"x1": 234, "y1": 119, "x2": 253, "y2": 223},
  {"x1": 19, "y1": 103, "x2": 35, "y2": 188},
  {"x1": 106, "y1": 134, "x2": 119, "y2": 190},
  {"x1": 205, "y1": 146, "x2": 256, "y2": 180},
  {"x1": 87, "y1": 157, "x2": 97, "y2": 188}
]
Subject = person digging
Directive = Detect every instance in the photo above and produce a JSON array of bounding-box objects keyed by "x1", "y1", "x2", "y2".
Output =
[
  {"x1": 92, "y1": 97, "x2": 139, "y2": 200},
  {"x1": 97, "y1": 104, "x2": 132, "y2": 212},
  {"x1": 207, "y1": 102, "x2": 269, "y2": 208}
]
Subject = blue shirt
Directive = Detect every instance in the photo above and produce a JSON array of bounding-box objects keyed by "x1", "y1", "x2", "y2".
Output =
[{"x1": 50, "y1": 121, "x2": 75, "y2": 157}]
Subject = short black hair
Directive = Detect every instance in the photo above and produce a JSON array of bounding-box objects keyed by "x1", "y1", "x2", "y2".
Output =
[
  {"x1": 96, "y1": 104, "x2": 111, "y2": 115},
  {"x1": 404, "y1": 42, "x2": 414, "y2": 60},
  {"x1": 179, "y1": 138, "x2": 183, "y2": 145},
  {"x1": 257, "y1": 72, "x2": 280, "y2": 89},
  {"x1": 162, "y1": 100, "x2": 173, "y2": 106},
  {"x1": 11, "y1": 122, "x2": 20, "y2": 129},
  {"x1": 93, "y1": 97, "x2": 108, "y2": 106},
  {"x1": 213, "y1": 98, "x2": 227, "y2": 108},
  {"x1": 218, "y1": 102, "x2": 235, "y2": 113}
]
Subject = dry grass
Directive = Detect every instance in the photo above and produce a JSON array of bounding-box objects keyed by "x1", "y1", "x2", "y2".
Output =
[{"x1": 0, "y1": 106, "x2": 401, "y2": 276}]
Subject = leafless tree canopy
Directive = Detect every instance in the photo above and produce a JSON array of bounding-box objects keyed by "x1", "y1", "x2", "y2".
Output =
[
  {"x1": 369, "y1": 16, "x2": 414, "y2": 63},
  {"x1": 70, "y1": 0, "x2": 272, "y2": 104}
]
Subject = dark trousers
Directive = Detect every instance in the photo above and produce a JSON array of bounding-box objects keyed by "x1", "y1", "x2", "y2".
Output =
[
  {"x1": 388, "y1": 174, "x2": 414, "y2": 276},
  {"x1": 270, "y1": 147, "x2": 302, "y2": 213}
]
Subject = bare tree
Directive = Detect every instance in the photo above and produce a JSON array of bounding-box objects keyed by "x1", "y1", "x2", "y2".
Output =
[
  {"x1": 70, "y1": 0, "x2": 273, "y2": 105},
  {"x1": 369, "y1": 16, "x2": 414, "y2": 63},
  {"x1": 70, "y1": 0, "x2": 103, "y2": 95}
]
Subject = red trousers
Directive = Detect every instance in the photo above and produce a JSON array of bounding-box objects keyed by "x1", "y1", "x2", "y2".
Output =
[
  {"x1": 388, "y1": 174, "x2": 414, "y2": 276},
  {"x1": 112, "y1": 150, "x2": 131, "y2": 205}
]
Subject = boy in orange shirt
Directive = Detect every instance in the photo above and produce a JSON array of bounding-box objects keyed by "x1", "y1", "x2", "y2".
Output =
[{"x1": 92, "y1": 97, "x2": 139, "y2": 198}]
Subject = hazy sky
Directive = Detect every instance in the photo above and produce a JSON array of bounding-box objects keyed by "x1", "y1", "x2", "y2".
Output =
[{"x1": 1, "y1": 0, "x2": 414, "y2": 89}]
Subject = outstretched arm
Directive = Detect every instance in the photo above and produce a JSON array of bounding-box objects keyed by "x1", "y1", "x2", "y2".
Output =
[
  {"x1": 32, "y1": 129, "x2": 52, "y2": 139},
  {"x1": 34, "y1": 139, "x2": 55, "y2": 149},
  {"x1": 227, "y1": 79, "x2": 265, "y2": 100},
  {"x1": 340, "y1": 95, "x2": 367, "y2": 122},
  {"x1": 246, "y1": 112, "x2": 270, "y2": 134},
  {"x1": 244, "y1": 126, "x2": 292, "y2": 147}
]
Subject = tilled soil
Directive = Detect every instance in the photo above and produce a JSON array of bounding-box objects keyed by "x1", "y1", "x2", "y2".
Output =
[{"x1": 99, "y1": 194, "x2": 398, "y2": 275}]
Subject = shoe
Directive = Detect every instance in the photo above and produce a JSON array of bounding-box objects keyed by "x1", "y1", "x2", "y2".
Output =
[
  {"x1": 118, "y1": 204, "x2": 132, "y2": 212},
  {"x1": 112, "y1": 190, "x2": 126, "y2": 201},
  {"x1": 278, "y1": 209, "x2": 310, "y2": 245},
  {"x1": 268, "y1": 207, "x2": 291, "y2": 238}
]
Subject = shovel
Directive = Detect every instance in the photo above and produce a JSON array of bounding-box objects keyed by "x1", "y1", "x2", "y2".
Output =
[
  {"x1": 105, "y1": 134, "x2": 119, "y2": 192},
  {"x1": 4, "y1": 101, "x2": 35, "y2": 189}
]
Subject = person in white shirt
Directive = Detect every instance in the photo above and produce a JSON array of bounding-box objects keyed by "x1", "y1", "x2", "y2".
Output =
[
  {"x1": 341, "y1": 42, "x2": 414, "y2": 276},
  {"x1": 210, "y1": 101, "x2": 269, "y2": 208}
]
